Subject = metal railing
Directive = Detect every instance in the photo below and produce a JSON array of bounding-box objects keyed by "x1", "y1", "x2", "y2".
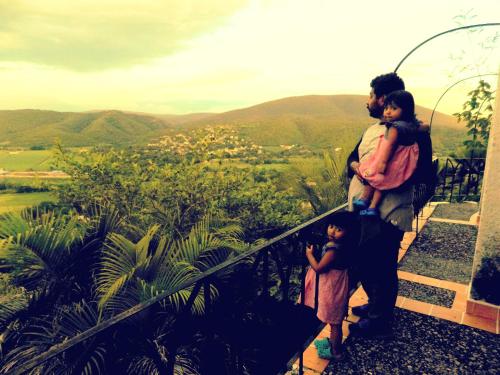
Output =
[
  {"x1": 5, "y1": 156, "x2": 446, "y2": 375},
  {"x1": 10, "y1": 204, "x2": 348, "y2": 375},
  {"x1": 411, "y1": 159, "x2": 438, "y2": 237},
  {"x1": 434, "y1": 157, "x2": 486, "y2": 202}
]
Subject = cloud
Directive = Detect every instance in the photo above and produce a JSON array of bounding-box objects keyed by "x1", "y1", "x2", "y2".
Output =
[{"x1": 0, "y1": 0, "x2": 247, "y2": 71}]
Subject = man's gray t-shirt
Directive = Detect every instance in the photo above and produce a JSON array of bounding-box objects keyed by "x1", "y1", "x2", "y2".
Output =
[{"x1": 347, "y1": 122, "x2": 414, "y2": 232}]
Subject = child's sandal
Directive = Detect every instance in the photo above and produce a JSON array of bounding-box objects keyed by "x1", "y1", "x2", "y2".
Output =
[
  {"x1": 316, "y1": 344, "x2": 333, "y2": 359},
  {"x1": 313, "y1": 338, "x2": 330, "y2": 350},
  {"x1": 359, "y1": 208, "x2": 379, "y2": 217},
  {"x1": 352, "y1": 198, "x2": 369, "y2": 211}
]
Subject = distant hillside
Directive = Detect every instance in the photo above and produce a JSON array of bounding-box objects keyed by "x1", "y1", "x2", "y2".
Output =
[
  {"x1": 0, "y1": 109, "x2": 173, "y2": 147},
  {"x1": 0, "y1": 95, "x2": 466, "y2": 153},
  {"x1": 179, "y1": 95, "x2": 465, "y2": 153}
]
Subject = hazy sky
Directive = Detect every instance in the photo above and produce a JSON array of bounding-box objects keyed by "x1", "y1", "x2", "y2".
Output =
[{"x1": 0, "y1": 0, "x2": 499, "y2": 115}]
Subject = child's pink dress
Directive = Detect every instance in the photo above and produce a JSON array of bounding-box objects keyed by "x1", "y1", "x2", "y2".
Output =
[
  {"x1": 299, "y1": 242, "x2": 348, "y2": 325},
  {"x1": 359, "y1": 121, "x2": 419, "y2": 190}
]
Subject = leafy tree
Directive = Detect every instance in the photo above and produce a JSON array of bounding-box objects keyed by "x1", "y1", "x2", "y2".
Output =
[
  {"x1": 54, "y1": 140, "x2": 307, "y2": 242},
  {"x1": 290, "y1": 148, "x2": 348, "y2": 215},
  {"x1": 0, "y1": 127, "x2": 321, "y2": 373},
  {"x1": 454, "y1": 80, "x2": 495, "y2": 157}
]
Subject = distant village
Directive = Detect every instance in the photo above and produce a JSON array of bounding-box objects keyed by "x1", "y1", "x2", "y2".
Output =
[{"x1": 147, "y1": 125, "x2": 312, "y2": 161}]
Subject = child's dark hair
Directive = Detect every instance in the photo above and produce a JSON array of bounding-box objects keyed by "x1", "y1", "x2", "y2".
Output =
[
  {"x1": 370, "y1": 73, "x2": 405, "y2": 98},
  {"x1": 385, "y1": 90, "x2": 417, "y2": 122},
  {"x1": 324, "y1": 211, "x2": 357, "y2": 239}
]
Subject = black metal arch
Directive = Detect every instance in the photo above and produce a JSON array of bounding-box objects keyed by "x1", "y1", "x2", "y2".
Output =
[
  {"x1": 429, "y1": 73, "x2": 498, "y2": 130},
  {"x1": 394, "y1": 23, "x2": 500, "y2": 73}
]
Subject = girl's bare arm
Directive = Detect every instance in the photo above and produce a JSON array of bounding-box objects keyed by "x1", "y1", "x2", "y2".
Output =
[
  {"x1": 306, "y1": 245, "x2": 337, "y2": 273},
  {"x1": 377, "y1": 126, "x2": 398, "y2": 173}
]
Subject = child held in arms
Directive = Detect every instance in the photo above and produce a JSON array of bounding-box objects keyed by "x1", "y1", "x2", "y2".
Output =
[
  {"x1": 353, "y1": 90, "x2": 421, "y2": 216},
  {"x1": 299, "y1": 212, "x2": 356, "y2": 360}
]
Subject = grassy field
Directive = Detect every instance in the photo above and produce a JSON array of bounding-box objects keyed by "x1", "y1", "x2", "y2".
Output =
[
  {"x1": 0, "y1": 150, "x2": 54, "y2": 171},
  {"x1": 0, "y1": 192, "x2": 56, "y2": 213},
  {"x1": 0, "y1": 177, "x2": 68, "y2": 186}
]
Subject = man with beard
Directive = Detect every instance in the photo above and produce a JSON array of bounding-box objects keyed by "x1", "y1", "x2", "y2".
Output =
[{"x1": 346, "y1": 73, "x2": 432, "y2": 337}]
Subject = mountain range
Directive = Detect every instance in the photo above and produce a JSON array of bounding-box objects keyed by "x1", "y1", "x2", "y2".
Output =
[{"x1": 0, "y1": 95, "x2": 465, "y2": 153}]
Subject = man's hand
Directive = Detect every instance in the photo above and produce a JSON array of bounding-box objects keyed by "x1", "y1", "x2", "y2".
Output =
[
  {"x1": 418, "y1": 121, "x2": 430, "y2": 133},
  {"x1": 350, "y1": 161, "x2": 363, "y2": 180},
  {"x1": 376, "y1": 161, "x2": 387, "y2": 174}
]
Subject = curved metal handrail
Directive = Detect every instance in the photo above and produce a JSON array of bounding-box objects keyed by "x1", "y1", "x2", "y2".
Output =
[
  {"x1": 429, "y1": 73, "x2": 498, "y2": 129},
  {"x1": 394, "y1": 23, "x2": 500, "y2": 73}
]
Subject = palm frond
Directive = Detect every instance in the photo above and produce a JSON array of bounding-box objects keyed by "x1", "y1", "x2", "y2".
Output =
[
  {"x1": 0, "y1": 212, "x2": 86, "y2": 292},
  {"x1": 97, "y1": 227, "x2": 159, "y2": 312},
  {"x1": 127, "y1": 356, "x2": 160, "y2": 375},
  {"x1": 0, "y1": 213, "x2": 30, "y2": 239},
  {"x1": 289, "y1": 148, "x2": 348, "y2": 215},
  {"x1": 0, "y1": 301, "x2": 104, "y2": 375},
  {"x1": 0, "y1": 295, "x2": 29, "y2": 330}
]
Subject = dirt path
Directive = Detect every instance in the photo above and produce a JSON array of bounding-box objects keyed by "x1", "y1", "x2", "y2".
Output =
[{"x1": 0, "y1": 171, "x2": 70, "y2": 179}]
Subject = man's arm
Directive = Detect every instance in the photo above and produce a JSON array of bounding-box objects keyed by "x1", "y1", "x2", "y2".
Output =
[{"x1": 347, "y1": 138, "x2": 362, "y2": 179}]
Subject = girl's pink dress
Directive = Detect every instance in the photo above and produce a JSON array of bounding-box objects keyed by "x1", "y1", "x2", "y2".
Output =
[
  {"x1": 298, "y1": 244, "x2": 348, "y2": 325},
  {"x1": 359, "y1": 132, "x2": 419, "y2": 190}
]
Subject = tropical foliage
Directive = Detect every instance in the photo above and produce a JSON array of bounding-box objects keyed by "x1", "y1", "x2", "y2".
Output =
[
  {"x1": 0, "y1": 206, "x2": 250, "y2": 373},
  {"x1": 52, "y1": 138, "x2": 307, "y2": 240},
  {"x1": 289, "y1": 148, "x2": 348, "y2": 215},
  {"x1": 454, "y1": 79, "x2": 495, "y2": 157},
  {"x1": 0, "y1": 126, "x2": 350, "y2": 373}
]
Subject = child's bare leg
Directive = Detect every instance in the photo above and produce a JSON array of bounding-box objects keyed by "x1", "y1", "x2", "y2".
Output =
[
  {"x1": 329, "y1": 323, "x2": 343, "y2": 354},
  {"x1": 369, "y1": 189, "x2": 384, "y2": 209},
  {"x1": 360, "y1": 184, "x2": 374, "y2": 201}
]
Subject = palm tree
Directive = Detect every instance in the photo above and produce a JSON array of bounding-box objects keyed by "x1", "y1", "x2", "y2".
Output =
[
  {"x1": 0, "y1": 210, "x2": 86, "y2": 326},
  {"x1": 0, "y1": 205, "x2": 122, "y2": 373},
  {"x1": 290, "y1": 148, "x2": 348, "y2": 215},
  {"x1": 93, "y1": 215, "x2": 248, "y2": 373},
  {"x1": 1, "y1": 300, "x2": 106, "y2": 375},
  {"x1": 1, "y1": 210, "x2": 249, "y2": 374}
]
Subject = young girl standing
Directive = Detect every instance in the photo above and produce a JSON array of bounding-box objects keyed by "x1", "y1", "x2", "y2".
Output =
[
  {"x1": 353, "y1": 90, "x2": 421, "y2": 216},
  {"x1": 299, "y1": 212, "x2": 353, "y2": 360}
]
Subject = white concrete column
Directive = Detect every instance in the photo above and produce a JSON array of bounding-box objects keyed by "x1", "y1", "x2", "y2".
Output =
[{"x1": 469, "y1": 69, "x2": 500, "y2": 305}]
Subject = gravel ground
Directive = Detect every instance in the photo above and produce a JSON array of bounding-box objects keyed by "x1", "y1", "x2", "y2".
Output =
[
  {"x1": 324, "y1": 309, "x2": 500, "y2": 374},
  {"x1": 398, "y1": 279, "x2": 455, "y2": 308},
  {"x1": 431, "y1": 202, "x2": 479, "y2": 221},
  {"x1": 398, "y1": 221, "x2": 477, "y2": 284}
]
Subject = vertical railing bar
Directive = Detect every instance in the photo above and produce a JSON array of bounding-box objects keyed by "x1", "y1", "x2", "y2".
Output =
[
  {"x1": 449, "y1": 161, "x2": 457, "y2": 203},
  {"x1": 474, "y1": 160, "x2": 480, "y2": 194},
  {"x1": 166, "y1": 280, "x2": 204, "y2": 375},
  {"x1": 182, "y1": 281, "x2": 203, "y2": 314},
  {"x1": 415, "y1": 214, "x2": 419, "y2": 238},
  {"x1": 457, "y1": 160, "x2": 464, "y2": 201},
  {"x1": 283, "y1": 243, "x2": 293, "y2": 302},
  {"x1": 229, "y1": 343, "x2": 237, "y2": 375},
  {"x1": 441, "y1": 158, "x2": 448, "y2": 198},
  {"x1": 284, "y1": 234, "x2": 300, "y2": 301},
  {"x1": 314, "y1": 272, "x2": 320, "y2": 314},
  {"x1": 270, "y1": 247, "x2": 287, "y2": 300},
  {"x1": 262, "y1": 249, "x2": 269, "y2": 298},
  {"x1": 204, "y1": 279, "x2": 211, "y2": 315},
  {"x1": 251, "y1": 251, "x2": 263, "y2": 274},
  {"x1": 299, "y1": 350, "x2": 304, "y2": 375},
  {"x1": 466, "y1": 158, "x2": 472, "y2": 196}
]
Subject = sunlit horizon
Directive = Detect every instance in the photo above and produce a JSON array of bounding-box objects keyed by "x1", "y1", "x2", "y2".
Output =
[{"x1": 0, "y1": 0, "x2": 499, "y2": 116}]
